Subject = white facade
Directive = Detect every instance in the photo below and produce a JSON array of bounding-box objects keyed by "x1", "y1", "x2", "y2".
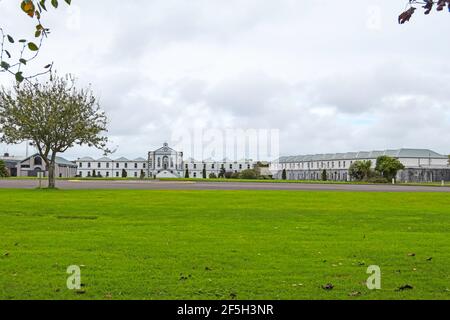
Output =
[
  {"x1": 77, "y1": 143, "x2": 256, "y2": 179},
  {"x1": 77, "y1": 156, "x2": 147, "y2": 178},
  {"x1": 183, "y1": 158, "x2": 254, "y2": 178},
  {"x1": 270, "y1": 149, "x2": 450, "y2": 182}
]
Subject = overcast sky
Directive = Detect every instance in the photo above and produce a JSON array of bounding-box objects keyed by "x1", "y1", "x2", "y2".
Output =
[{"x1": 1, "y1": 0, "x2": 449, "y2": 160}]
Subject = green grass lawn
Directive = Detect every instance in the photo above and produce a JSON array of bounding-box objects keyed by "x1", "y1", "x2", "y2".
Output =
[{"x1": 0, "y1": 189, "x2": 449, "y2": 300}]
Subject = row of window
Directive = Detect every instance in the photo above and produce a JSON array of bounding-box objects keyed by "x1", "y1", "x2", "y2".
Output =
[
  {"x1": 185, "y1": 163, "x2": 251, "y2": 170},
  {"x1": 276, "y1": 160, "x2": 356, "y2": 170},
  {"x1": 80, "y1": 171, "x2": 145, "y2": 178},
  {"x1": 80, "y1": 162, "x2": 146, "y2": 169}
]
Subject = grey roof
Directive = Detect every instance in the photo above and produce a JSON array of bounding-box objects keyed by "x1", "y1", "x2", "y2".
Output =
[
  {"x1": 97, "y1": 157, "x2": 112, "y2": 162},
  {"x1": 55, "y1": 156, "x2": 77, "y2": 167},
  {"x1": 133, "y1": 157, "x2": 146, "y2": 161},
  {"x1": 78, "y1": 156, "x2": 95, "y2": 161},
  {"x1": 114, "y1": 157, "x2": 129, "y2": 162},
  {"x1": 277, "y1": 149, "x2": 447, "y2": 163}
]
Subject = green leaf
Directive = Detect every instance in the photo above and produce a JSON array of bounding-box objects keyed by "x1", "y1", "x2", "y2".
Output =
[
  {"x1": 19, "y1": 59, "x2": 27, "y2": 65},
  {"x1": 51, "y1": 0, "x2": 58, "y2": 9},
  {"x1": 15, "y1": 72, "x2": 24, "y2": 83},
  {"x1": 7, "y1": 35, "x2": 14, "y2": 43},
  {"x1": 1, "y1": 61, "x2": 10, "y2": 70},
  {"x1": 28, "y1": 42, "x2": 39, "y2": 51},
  {"x1": 5, "y1": 50, "x2": 11, "y2": 59},
  {"x1": 64, "y1": 0, "x2": 71, "y2": 5},
  {"x1": 35, "y1": 30, "x2": 42, "y2": 38},
  {"x1": 19, "y1": 39, "x2": 27, "y2": 43},
  {"x1": 40, "y1": 0, "x2": 47, "y2": 11}
]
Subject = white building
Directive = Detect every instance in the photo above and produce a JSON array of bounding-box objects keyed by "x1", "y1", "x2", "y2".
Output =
[
  {"x1": 77, "y1": 143, "x2": 256, "y2": 179},
  {"x1": 77, "y1": 156, "x2": 147, "y2": 178},
  {"x1": 270, "y1": 148, "x2": 450, "y2": 182}
]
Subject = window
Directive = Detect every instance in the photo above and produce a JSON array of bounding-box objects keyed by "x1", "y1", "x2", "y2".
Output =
[
  {"x1": 106, "y1": 172, "x2": 109, "y2": 177},
  {"x1": 193, "y1": 172, "x2": 197, "y2": 178},
  {"x1": 239, "y1": 164, "x2": 242, "y2": 169},
  {"x1": 116, "y1": 163, "x2": 119, "y2": 168},
  {"x1": 134, "y1": 163, "x2": 138, "y2": 169},
  {"x1": 106, "y1": 162, "x2": 110, "y2": 169},
  {"x1": 143, "y1": 163, "x2": 146, "y2": 169},
  {"x1": 79, "y1": 171, "x2": 82, "y2": 176},
  {"x1": 87, "y1": 171, "x2": 91, "y2": 177},
  {"x1": 79, "y1": 163, "x2": 82, "y2": 168},
  {"x1": 194, "y1": 164, "x2": 197, "y2": 169},
  {"x1": 116, "y1": 172, "x2": 119, "y2": 177},
  {"x1": 88, "y1": 162, "x2": 91, "y2": 168},
  {"x1": 247, "y1": 164, "x2": 251, "y2": 169},
  {"x1": 229, "y1": 164, "x2": 233, "y2": 169},
  {"x1": 185, "y1": 164, "x2": 188, "y2": 169},
  {"x1": 98, "y1": 163, "x2": 101, "y2": 168},
  {"x1": 212, "y1": 164, "x2": 215, "y2": 169},
  {"x1": 125, "y1": 163, "x2": 128, "y2": 169},
  {"x1": 134, "y1": 172, "x2": 138, "y2": 177}
]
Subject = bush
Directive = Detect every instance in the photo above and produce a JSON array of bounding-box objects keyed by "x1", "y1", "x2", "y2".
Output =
[
  {"x1": 239, "y1": 169, "x2": 259, "y2": 179},
  {"x1": 224, "y1": 171, "x2": 233, "y2": 179},
  {"x1": 366, "y1": 177, "x2": 389, "y2": 184},
  {"x1": 231, "y1": 172, "x2": 240, "y2": 179},
  {"x1": 281, "y1": 169, "x2": 287, "y2": 180},
  {"x1": 185, "y1": 169, "x2": 189, "y2": 178},
  {"x1": 0, "y1": 160, "x2": 9, "y2": 178},
  {"x1": 321, "y1": 169, "x2": 327, "y2": 181},
  {"x1": 209, "y1": 173, "x2": 217, "y2": 179},
  {"x1": 121, "y1": 169, "x2": 127, "y2": 178}
]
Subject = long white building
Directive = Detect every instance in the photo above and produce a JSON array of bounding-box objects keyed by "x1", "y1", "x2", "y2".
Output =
[
  {"x1": 77, "y1": 143, "x2": 256, "y2": 178},
  {"x1": 270, "y1": 149, "x2": 450, "y2": 182}
]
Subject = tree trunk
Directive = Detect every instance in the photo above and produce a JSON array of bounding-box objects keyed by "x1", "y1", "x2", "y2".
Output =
[{"x1": 48, "y1": 153, "x2": 57, "y2": 189}]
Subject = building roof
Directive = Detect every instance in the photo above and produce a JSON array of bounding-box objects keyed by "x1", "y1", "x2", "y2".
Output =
[
  {"x1": 97, "y1": 157, "x2": 112, "y2": 162},
  {"x1": 114, "y1": 157, "x2": 129, "y2": 162},
  {"x1": 133, "y1": 157, "x2": 146, "y2": 161},
  {"x1": 78, "y1": 156, "x2": 95, "y2": 161},
  {"x1": 19, "y1": 153, "x2": 77, "y2": 167},
  {"x1": 276, "y1": 149, "x2": 447, "y2": 163}
]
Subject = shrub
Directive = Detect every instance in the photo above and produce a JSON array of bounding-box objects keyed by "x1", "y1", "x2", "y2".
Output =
[
  {"x1": 239, "y1": 169, "x2": 259, "y2": 179},
  {"x1": 209, "y1": 173, "x2": 217, "y2": 179},
  {"x1": 321, "y1": 169, "x2": 327, "y2": 181},
  {"x1": 281, "y1": 169, "x2": 287, "y2": 180},
  {"x1": 224, "y1": 171, "x2": 233, "y2": 179},
  {"x1": 0, "y1": 160, "x2": 9, "y2": 178}
]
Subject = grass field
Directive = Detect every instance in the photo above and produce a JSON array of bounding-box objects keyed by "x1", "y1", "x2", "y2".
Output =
[{"x1": 0, "y1": 189, "x2": 449, "y2": 300}]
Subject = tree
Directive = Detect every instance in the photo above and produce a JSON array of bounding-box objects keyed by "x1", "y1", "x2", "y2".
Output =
[
  {"x1": 218, "y1": 167, "x2": 226, "y2": 178},
  {"x1": 0, "y1": 75, "x2": 109, "y2": 188},
  {"x1": 349, "y1": 160, "x2": 373, "y2": 181},
  {"x1": 0, "y1": 159, "x2": 9, "y2": 177},
  {"x1": 140, "y1": 169, "x2": 145, "y2": 179},
  {"x1": 375, "y1": 156, "x2": 405, "y2": 182},
  {"x1": 399, "y1": 1, "x2": 450, "y2": 24},
  {"x1": 185, "y1": 168, "x2": 189, "y2": 178},
  {"x1": 202, "y1": 167, "x2": 207, "y2": 179},
  {"x1": 321, "y1": 169, "x2": 327, "y2": 181},
  {"x1": 0, "y1": 0, "x2": 72, "y2": 82},
  {"x1": 121, "y1": 169, "x2": 127, "y2": 178},
  {"x1": 281, "y1": 169, "x2": 287, "y2": 180},
  {"x1": 92, "y1": 169, "x2": 96, "y2": 177}
]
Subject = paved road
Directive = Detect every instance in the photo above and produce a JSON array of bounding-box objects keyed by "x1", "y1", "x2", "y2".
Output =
[{"x1": 1, "y1": 179, "x2": 450, "y2": 192}]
